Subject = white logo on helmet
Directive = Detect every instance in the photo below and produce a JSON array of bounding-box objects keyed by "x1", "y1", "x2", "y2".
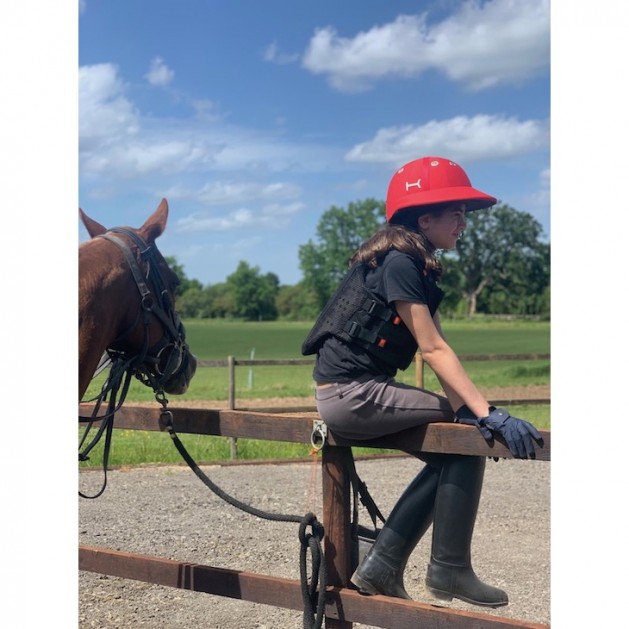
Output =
[{"x1": 405, "y1": 179, "x2": 422, "y2": 191}]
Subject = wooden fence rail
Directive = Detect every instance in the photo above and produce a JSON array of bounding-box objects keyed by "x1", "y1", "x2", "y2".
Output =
[
  {"x1": 79, "y1": 403, "x2": 550, "y2": 628},
  {"x1": 196, "y1": 353, "x2": 551, "y2": 368},
  {"x1": 194, "y1": 353, "x2": 550, "y2": 411}
]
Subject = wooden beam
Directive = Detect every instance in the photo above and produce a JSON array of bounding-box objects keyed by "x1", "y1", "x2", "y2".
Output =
[
  {"x1": 322, "y1": 446, "x2": 354, "y2": 629},
  {"x1": 79, "y1": 546, "x2": 548, "y2": 629},
  {"x1": 79, "y1": 404, "x2": 550, "y2": 461}
]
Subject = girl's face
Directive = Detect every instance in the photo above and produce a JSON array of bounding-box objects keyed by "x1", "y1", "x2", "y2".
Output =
[{"x1": 418, "y1": 204, "x2": 467, "y2": 250}]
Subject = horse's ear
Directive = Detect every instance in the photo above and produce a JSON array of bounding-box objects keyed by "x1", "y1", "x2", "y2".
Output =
[
  {"x1": 140, "y1": 198, "x2": 169, "y2": 243},
  {"x1": 79, "y1": 208, "x2": 108, "y2": 238}
]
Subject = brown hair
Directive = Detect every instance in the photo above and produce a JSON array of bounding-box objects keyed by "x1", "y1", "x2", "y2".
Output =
[{"x1": 349, "y1": 218, "x2": 442, "y2": 277}]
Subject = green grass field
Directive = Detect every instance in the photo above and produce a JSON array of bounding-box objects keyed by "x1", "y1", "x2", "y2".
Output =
[
  {"x1": 183, "y1": 317, "x2": 550, "y2": 359},
  {"x1": 84, "y1": 318, "x2": 550, "y2": 401},
  {"x1": 80, "y1": 318, "x2": 550, "y2": 467}
]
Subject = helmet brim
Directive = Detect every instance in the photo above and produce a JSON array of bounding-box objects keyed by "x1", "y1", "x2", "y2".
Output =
[
  {"x1": 388, "y1": 189, "x2": 497, "y2": 225},
  {"x1": 396, "y1": 186, "x2": 496, "y2": 213}
]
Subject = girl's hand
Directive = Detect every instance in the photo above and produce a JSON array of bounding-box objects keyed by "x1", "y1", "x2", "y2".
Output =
[
  {"x1": 456, "y1": 405, "x2": 544, "y2": 459},
  {"x1": 479, "y1": 408, "x2": 544, "y2": 459}
]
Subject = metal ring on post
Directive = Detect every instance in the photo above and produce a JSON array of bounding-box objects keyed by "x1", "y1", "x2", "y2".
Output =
[{"x1": 310, "y1": 420, "x2": 328, "y2": 451}]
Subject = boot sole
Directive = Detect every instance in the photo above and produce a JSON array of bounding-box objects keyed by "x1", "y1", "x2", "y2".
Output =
[{"x1": 426, "y1": 585, "x2": 508, "y2": 608}]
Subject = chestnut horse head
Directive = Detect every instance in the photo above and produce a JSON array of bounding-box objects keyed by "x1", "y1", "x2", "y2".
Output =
[{"x1": 78, "y1": 199, "x2": 197, "y2": 402}]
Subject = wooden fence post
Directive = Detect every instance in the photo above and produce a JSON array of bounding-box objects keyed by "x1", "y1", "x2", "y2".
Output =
[
  {"x1": 415, "y1": 351, "x2": 424, "y2": 388},
  {"x1": 322, "y1": 445, "x2": 354, "y2": 629},
  {"x1": 227, "y1": 355, "x2": 238, "y2": 460}
]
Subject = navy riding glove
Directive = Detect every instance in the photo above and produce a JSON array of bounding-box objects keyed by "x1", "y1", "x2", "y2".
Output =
[{"x1": 456, "y1": 405, "x2": 544, "y2": 460}]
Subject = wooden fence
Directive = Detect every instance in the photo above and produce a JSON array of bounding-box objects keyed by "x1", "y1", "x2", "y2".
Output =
[
  {"x1": 195, "y1": 352, "x2": 550, "y2": 459},
  {"x1": 195, "y1": 353, "x2": 551, "y2": 411},
  {"x1": 79, "y1": 403, "x2": 550, "y2": 629}
]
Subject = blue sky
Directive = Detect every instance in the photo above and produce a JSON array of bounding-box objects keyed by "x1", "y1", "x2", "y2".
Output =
[{"x1": 78, "y1": 0, "x2": 550, "y2": 287}]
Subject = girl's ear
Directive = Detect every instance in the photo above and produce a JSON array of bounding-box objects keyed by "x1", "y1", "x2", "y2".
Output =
[{"x1": 418, "y1": 213, "x2": 431, "y2": 231}]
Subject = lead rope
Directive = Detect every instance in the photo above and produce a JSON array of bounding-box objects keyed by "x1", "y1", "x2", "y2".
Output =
[{"x1": 157, "y1": 397, "x2": 327, "y2": 629}]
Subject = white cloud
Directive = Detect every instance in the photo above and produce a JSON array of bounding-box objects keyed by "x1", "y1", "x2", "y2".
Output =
[
  {"x1": 83, "y1": 138, "x2": 217, "y2": 178},
  {"x1": 191, "y1": 99, "x2": 222, "y2": 122},
  {"x1": 302, "y1": 0, "x2": 549, "y2": 92},
  {"x1": 345, "y1": 114, "x2": 549, "y2": 165},
  {"x1": 79, "y1": 63, "x2": 337, "y2": 181},
  {"x1": 145, "y1": 56, "x2": 174, "y2": 87},
  {"x1": 79, "y1": 63, "x2": 139, "y2": 153},
  {"x1": 178, "y1": 208, "x2": 253, "y2": 231},
  {"x1": 164, "y1": 180, "x2": 302, "y2": 206},
  {"x1": 200, "y1": 181, "x2": 302, "y2": 205},
  {"x1": 176, "y1": 201, "x2": 305, "y2": 232},
  {"x1": 263, "y1": 41, "x2": 299, "y2": 65},
  {"x1": 78, "y1": 64, "x2": 222, "y2": 177},
  {"x1": 261, "y1": 202, "x2": 304, "y2": 218}
]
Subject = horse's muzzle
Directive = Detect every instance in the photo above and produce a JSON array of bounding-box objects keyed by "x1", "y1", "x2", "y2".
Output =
[{"x1": 162, "y1": 350, "x2": 197, "y2": 395}]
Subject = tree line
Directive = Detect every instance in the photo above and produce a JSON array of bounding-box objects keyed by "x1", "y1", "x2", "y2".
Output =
[{"x1": 171, "y1": 199, "x2": 550, "y2": 321}]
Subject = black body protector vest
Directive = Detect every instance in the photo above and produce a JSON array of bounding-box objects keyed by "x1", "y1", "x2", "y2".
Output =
[{"x1": 301, "y1": 263, "x2": 418, "y2": 370}]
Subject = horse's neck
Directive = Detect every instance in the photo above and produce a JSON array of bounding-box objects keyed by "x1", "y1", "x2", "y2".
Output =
[{"x1": 78, "y1": 242, "x2": 135, "y2": 400}]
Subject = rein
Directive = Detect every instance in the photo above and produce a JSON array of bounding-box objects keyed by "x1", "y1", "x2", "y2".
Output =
[
  {"x1": 159, "y1": 407, "x2": 328, "y2": 629},
  {"x1": 79, "y1": 227, "x2": 189, "y2": 498},
  {"x1": 159, "y1": 407, "x2": 384, "y2": 629}
]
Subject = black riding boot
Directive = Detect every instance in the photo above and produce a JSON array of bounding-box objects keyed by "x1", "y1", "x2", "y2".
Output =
[
  {"x1": 426, "y1": 455, "x2": 508, "y2": 607},
  {"x1": 351, "y1": 464, "x2": 440, "y2": 599}
]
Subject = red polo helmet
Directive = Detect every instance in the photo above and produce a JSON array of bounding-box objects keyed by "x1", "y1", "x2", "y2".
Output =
[{"x1": 386, "y1": 156, "x2": 497, "y2": 224}]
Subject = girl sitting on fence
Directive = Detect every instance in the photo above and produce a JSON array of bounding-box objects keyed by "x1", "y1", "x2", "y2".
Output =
[{"x1": 302, "y1": 156, "x2": 543, "y2": 607}]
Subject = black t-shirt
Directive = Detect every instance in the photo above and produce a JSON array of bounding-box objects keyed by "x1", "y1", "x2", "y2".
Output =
[{"x1": 313, "y1": 250, "x2": 443, "y2": 383}]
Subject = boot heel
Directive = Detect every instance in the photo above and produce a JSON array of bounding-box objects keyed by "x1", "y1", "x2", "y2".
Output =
[{"x1": 350, "y1": 571, "x2": 379, "y2": 595}]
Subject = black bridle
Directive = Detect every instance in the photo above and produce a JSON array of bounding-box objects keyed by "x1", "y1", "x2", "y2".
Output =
[
  {"x1": 100, "y1": 227, "x2": 189, "y2": 390},
  {"x1": 79, "y1": 227, "x2": 191, "y2": 498}
]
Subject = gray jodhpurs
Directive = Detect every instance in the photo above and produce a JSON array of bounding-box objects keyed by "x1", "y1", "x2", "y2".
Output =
[{"x1": 314, "y1": 374, "x2": 455, "y2": 442}]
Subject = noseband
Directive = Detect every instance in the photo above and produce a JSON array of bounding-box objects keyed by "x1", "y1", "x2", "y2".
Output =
[{"x1": 98, "y1": 227, "x2": 190, "y2": 393}]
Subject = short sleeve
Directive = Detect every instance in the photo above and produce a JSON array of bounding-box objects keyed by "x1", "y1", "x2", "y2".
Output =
[{"x1": 380, "y1": 252, "x2": 428, "y2": 305}]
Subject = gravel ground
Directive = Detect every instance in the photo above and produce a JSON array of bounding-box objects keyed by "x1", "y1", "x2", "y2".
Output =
[{"x1": 79, "y1": 455, "x2": 550, "y2": 628}]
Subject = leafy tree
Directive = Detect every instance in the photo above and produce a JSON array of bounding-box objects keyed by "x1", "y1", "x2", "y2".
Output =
[
  {"x1": 226, "y1": 261, "x2": 279, "y2": 320},
  {"x1": 441, "y1": 205, "x2": 549, "y2": 316},
  {"x1": 299, "y1": 199, "x2": 385, "y2": 307},
  {"x1": 177, "y1": 286, "x2": 211, "y2": 318},
  {"x1": 171, "y1": 203, "x2": 550, "y2": 320},
  {"x1": 206, "y1": 283, "x2": 237, "y2": 318},
  {"x1": 276, "y1": 282, "x2": 320, "y2": 321}
]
